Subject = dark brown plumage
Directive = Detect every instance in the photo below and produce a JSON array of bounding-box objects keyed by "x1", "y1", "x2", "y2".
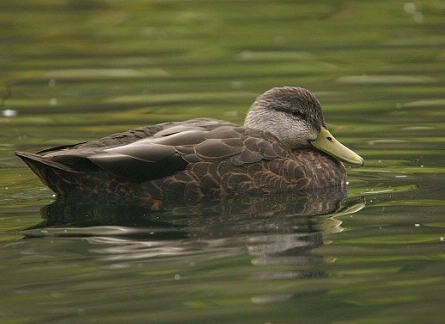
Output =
[{"x1": 16, "y1": 87, "x2": 363, "y2": 205}]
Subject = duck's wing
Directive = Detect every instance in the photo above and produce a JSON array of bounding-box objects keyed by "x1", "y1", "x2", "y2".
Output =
[
  {"x1": 35, "y1": 118, "x2": 235, "y2": 156},
  {"x1": 17, "y1": 120, "x2": 286, "y2": 184},
  {"x1": 70, "y1": 118, "x2": 236, "y2": 150},
  {"x1": 80, "y1": 125, "x2": 285, "y2": 181}
]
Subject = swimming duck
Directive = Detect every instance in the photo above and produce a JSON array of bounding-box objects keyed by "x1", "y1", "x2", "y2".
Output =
[{"x1": 16, "y1": 86, "x2": 364, "y2": 204}]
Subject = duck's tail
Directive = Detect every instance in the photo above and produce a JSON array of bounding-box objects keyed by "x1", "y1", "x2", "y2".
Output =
[{"x1": 15, "y1": 151, "x2": 77, "y2": 195}]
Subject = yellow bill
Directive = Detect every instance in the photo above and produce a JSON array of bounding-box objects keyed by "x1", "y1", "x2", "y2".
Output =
[{"x1": 312, "y1": 127, "x2": 364, "y2": 166}]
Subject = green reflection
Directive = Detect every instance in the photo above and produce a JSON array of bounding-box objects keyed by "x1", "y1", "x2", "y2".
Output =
[{"x1": 1, "y1": 0, "x2": 445, "y2": 323}]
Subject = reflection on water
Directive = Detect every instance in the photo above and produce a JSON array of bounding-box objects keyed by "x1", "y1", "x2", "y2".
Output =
[
  {"x1": 32, "y1": 189, "x2": 347, "y2": 228},
  {"x1": 20, "y1": 189, "x2": 352, "y2": 266},
  {"x1": 15, "y1": 191, "x2": 364, "y2": 313},
  {"x1": 22, "y1": 190, "x2": 352, "y2": 268}
]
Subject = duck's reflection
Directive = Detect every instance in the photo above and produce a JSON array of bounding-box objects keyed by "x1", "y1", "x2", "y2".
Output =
[
  {"x1": 23, "y1": 189, "x2": 365, "y2": 305},
  {"x1": 37, "y1": 189, "x2": 348, "y2": 227},
  {"x1": 25, "y1": 189, "x2": 363, "y2": 259}
]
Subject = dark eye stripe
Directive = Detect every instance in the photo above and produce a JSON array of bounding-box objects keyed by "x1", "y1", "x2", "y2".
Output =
[{"x1": 272, "y1": 106, "x2": 308, "y2": 119}]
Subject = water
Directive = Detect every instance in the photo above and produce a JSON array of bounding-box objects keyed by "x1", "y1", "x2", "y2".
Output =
[{"x1": 1, "y1": 0, "x2": 444, "y2": 322}]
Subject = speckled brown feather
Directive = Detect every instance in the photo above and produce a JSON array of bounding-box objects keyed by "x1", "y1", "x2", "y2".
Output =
[{"x1": 16, "y1": 118, "x2": 346, "y2": 205}]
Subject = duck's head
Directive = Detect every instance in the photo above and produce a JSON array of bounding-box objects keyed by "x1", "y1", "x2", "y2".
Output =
[{"x1": 245, "y1": 86, "x2": 364, "y2": 166}]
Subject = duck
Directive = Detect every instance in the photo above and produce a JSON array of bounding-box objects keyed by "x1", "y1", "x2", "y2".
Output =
[{"x1": 16, "y1": 86, "x2": 364, "y2": 205}]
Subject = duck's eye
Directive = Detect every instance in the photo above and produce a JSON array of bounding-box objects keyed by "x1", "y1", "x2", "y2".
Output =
[{"x1": 327, "y1": 136, "x2": 333, "y2": 142}]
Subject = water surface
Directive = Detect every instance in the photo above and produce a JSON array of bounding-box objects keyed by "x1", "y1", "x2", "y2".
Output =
[{"x1": 1, "y1": 0, "x2": 444, "y2": 323}]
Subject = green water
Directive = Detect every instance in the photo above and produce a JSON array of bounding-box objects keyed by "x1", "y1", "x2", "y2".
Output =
[{"x1": 1, "y1": 0, "x2": 445, "y2": 323}]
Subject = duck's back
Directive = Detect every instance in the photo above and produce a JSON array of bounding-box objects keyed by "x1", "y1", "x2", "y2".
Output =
[{"x1": 16, "y1": 118, "x2": 346, "y2": 203}]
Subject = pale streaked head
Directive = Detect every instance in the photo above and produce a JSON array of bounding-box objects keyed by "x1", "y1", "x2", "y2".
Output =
[{"x1": 244, "y1": 86, "x2": 364, "y2": 166}]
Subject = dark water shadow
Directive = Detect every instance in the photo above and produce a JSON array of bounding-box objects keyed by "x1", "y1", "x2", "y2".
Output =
[
  {"x1": 34, "y1": 189, "x2": 347, "y2": 223},
  {"x1": 17, "y1": 190, "x2": 366, "y2": 308},
  {"x1": 22, "y1": 189, "x2": 364, "y2": 241}
]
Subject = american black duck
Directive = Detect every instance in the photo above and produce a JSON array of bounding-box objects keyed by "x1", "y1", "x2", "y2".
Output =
[{"x1": 16, "y1": 86, "x2": 364, "y2": 204}]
